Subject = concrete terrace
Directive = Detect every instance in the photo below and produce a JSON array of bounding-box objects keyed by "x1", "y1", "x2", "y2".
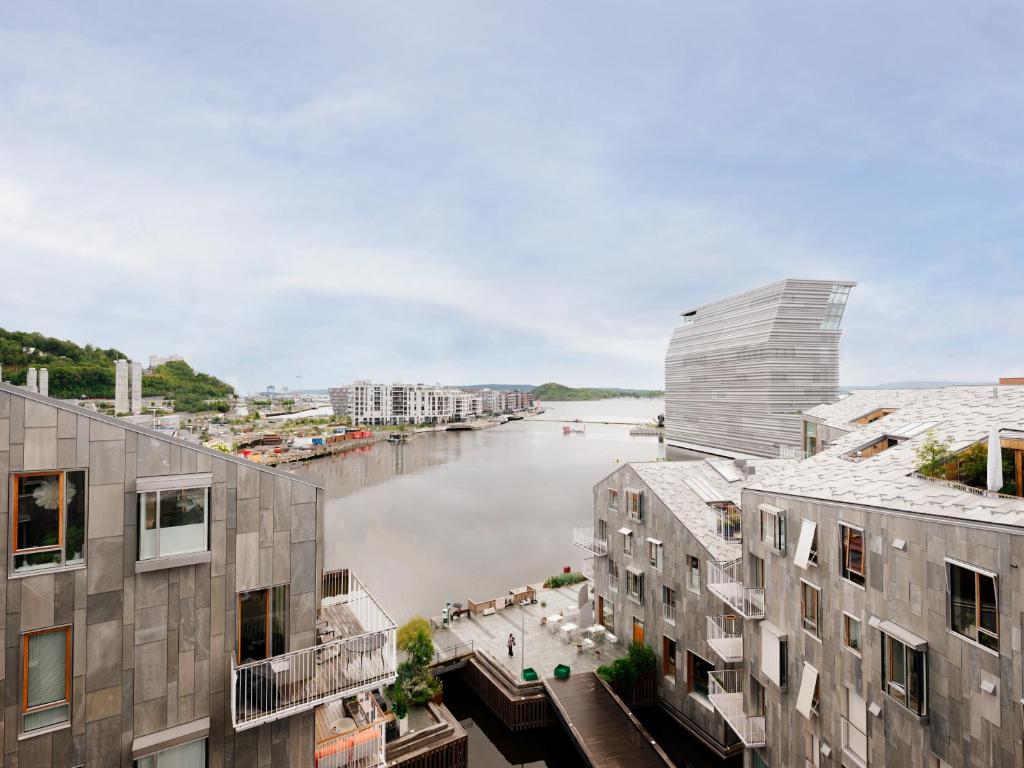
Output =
[{"x1": 433, "y1": 583, "x2": 623, "y2": 679}]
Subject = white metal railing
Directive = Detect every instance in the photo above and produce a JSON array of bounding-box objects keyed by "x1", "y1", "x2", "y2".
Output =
[
  {"x1": 706, "y1": 615, "x2": 743, "y2": 663},
  {"x1": 582, "y1": 557, "x2": 595, "y2": 578},
  {"x1": 840, "y1": 718, "x2": 868, "y2": 768},
  {"x1": 708, "y1": 670, "x2": 766, "y2": 748},
  {"x1": 708, "y1": 503, "x2": 742, "y2": 542},
  {"x1": 573, "y1": 526, "x2": 608, "y2": 556},
  {"x1": 706, "y1": 560, "x2": 765, "y2": 620},
  {"x1": 231, "y1": 573, "x2": 397, "y2": 731},
  {"x1": 911, "y1": 471, "x2": 1020, "y2": 500},
  {"x1": 433, "y1": 640, "x2": 475, "y2": 665},
  {"x1": 779, "y1": 445, "x2": 810, "y2": 460},
  {"x1": 663, "y1": 602, "x2": 677, "y2": 624},
  {"x1": 315, "y1": 694, "x2": 387, "y2": 768},
  {"x1": 322, "y1": 568, "x2": 352, "y2": 600}
]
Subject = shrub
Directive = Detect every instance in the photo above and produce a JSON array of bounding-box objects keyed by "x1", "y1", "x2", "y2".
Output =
[
  {"x1": 543, "y1": 572, "x2": 587, "y2": 589},
  {"x1": 597, "y1": 642, "x2": 656, "y2": 688},
  {"x1": 915, "y1": 430, "x2": 952, "y2": 477}
]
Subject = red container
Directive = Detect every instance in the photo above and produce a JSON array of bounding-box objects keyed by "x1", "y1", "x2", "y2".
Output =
[
  {"x1": 563, "y1": 566, "x2": 571, "y2": 574},
  {"x1": 274, "y1": 447, "x2": 282, "y2": 454},
  {"x1": 242, "y1": 449, "x2": 252, "y2": 457}
]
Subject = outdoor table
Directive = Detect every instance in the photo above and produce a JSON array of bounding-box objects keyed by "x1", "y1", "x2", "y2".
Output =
[
  {"x1": 604, "y1": 633, "x2": 618, "y2": 646},
  {"x1": 547, "y1": 615, "x2": 563, "y2": 633},
  {"x1": 584, "y1": 625, "x2": 606, "y2": 640},
  {"x1": 559, "y1": 622, "x2": 578, "y2": 642},
  {"x1": 581, "y1": 638, "x2": 596, "y2": 652}
]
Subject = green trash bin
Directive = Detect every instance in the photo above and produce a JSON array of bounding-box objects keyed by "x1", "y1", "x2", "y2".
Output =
[
  {"x1": 522, "y1": 667, "x2": 538, "y2": 681},
  {"x1": 553, "y1": 664, "x2": 571, "y2": 680}
]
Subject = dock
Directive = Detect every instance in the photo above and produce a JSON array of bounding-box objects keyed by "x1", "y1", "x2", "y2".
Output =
[{"x1": 545, "y1": 673, "x2": 673, "y2": 768}]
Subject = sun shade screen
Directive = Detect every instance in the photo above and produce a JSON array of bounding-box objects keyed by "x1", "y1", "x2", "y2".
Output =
[
  {"x1": 27, "y1": 631, "x2": 66, "y2": 709},
  {"x1": 795, "y1": 663, "x2": 819, "y2": 719},
  {"x1": 794, "y1": 520, "x2": 817, "y2": 569},
  {"x1": 761, "y1": 622, "x2": 784, "y2": 685}
]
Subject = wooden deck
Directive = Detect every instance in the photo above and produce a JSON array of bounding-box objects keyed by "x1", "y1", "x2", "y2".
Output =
[{"x1": 544, "y1": 673, "x2": 673, "y2": 768}]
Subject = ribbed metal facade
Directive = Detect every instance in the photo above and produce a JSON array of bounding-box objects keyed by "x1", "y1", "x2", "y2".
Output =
[{"x1": 664, "y1": 279, "x2": 855, "y2": 458}]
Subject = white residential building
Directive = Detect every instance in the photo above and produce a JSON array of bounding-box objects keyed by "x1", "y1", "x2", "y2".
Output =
[
  {"x1": 329, "y1": 381, "x2": 483, "y2": 425},
  {"x1": 131, "y1": 360, "x2": 143, "y2": 415},
  {"x1": 115, "y1": 359, "x2": 130, "y2": 414}
]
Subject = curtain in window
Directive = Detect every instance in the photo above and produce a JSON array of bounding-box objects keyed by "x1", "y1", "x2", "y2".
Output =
[{"x1": 24, "y1": 630, "x2": 68, "y2": 731}]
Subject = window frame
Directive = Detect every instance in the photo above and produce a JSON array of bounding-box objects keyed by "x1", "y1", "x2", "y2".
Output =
[
  {"x1": 625, "y1": 569, "x2": 644, "y2": 605},
  {"x1": 843, "y1": 612, "x2": 862, "y2": 656},
  {"x1": 236, "y1": 585, "x2": 289, "y2": 663},
  {"x1": 945, "y1": 559, "x2": 999, "y2": 654},
  {"x1": 134, "y1": 737, "x2": 208, "y2": 768},
  {"x1": 607, "y1": 558, "x2": 620, "y2": 592},
  {"x1": 687, "y1": 556, "x2": 700, "y2": 594},
  {"x1": 647, "y1": 538, "x2": 663, "y2": 570},
  {"x1": 759, "y1": 505, "x2": 786, "y2": 553},
  {"x1": 10, "y1": 470, "x2": 88, "y2": 575},
  {"x1": 622, "y1": 529, "x2": 633, "y2": 557},
  {"x1": 880, "y1": 632, "x2": 928, "y2": 716},
  {"x1": 21, "y1": 624, "x2": 72, "y2": 736},
  {"x1": 687, "y1": 651, "x2": 714, "y2": 700},
  {"x1": 137, "y1": 486, "x2": 211, "y2": 563},
  {"x1": 839, "y1": 522, "x2": 866, "y2": 588},
  {"x1": 800, "y1": 580, "x2": 821, "y2": 640},
  {"x1": 662, "y1": 585, "x2": 676, "y2": 624},
  {"x1": 662, "y1": 636, "x2": 677, "y2": 681},
  {"x1": 625, "y1": 489, "x2": 643, "y2": 522},
  {"x1": 608, "y1": 488, "x2": 619, "y2": 511}
]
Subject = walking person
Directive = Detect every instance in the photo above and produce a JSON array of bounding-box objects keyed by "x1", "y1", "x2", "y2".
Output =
[{"x1": 507, "y1": 633, "x2": 516, "y2": 658}]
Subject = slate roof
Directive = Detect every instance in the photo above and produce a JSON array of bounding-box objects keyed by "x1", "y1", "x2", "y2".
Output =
[{"x1": 802, "y1": 389, "x2": 933, "y2": 431}]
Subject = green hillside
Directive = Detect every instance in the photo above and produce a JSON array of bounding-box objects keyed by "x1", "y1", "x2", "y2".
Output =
[
  {"x1": 530, "y1": 382, "x2": 663, "y2": 401},
  {"x1": 0, "y1": 328, "x2": 233, "y2": 411}
]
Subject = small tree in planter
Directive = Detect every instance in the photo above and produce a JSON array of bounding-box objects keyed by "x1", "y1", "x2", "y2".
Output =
[
  {"x1": 597, "y1": 643, "x2": 657, "y2": 705},
  {"x1": 388, "y1": 616, "x2": 443, "y2": 726}
]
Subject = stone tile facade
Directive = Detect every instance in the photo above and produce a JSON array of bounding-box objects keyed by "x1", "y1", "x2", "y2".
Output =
[{"x1": 0, "y1": 383, "x2": 325, "y2": 767}]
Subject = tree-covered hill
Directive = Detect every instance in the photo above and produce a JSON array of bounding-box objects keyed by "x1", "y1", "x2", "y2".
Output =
[
  {"x1": 530, "y1": 382, "x2": 663, "y2": 400},
  {"x1": 0, "y1": 328, "x2": 233, "y2": 410}
]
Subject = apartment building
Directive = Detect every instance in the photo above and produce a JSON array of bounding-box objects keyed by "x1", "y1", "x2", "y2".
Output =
[
  {"x1": 329, "y1": 381, "x2": 484, "y2": 425},
  {"x1": 0, "y1": 381, "x2": 396, "y2": 768},
  {"x1": 715, "y1": 385, "x2": 1024, "y2": 767},
  {"x1": 576, "y1": 456, "x2": 785, "y2": 757},
  {"x1": 665, "y1": 279, "x2": 855, "y2": 459}
]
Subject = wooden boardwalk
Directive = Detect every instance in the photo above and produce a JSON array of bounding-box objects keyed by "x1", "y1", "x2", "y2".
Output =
[{"x1": 544, "y1": 673, "x2": 673, "y2": 768}]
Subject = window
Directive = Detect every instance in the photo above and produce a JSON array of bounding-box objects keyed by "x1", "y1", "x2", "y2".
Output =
[
  {"x1": 135, "y1": 739, "x2": 207, "y2": 767},
  {"x1": 11, "y1": 470, "x2": 87, "y2": 573},
  {"x1": 21, "y1": 626, "x2": 71, "y2": 734},
  {"x1": 804, "y1": 731, "x2": 820, "y2": 768},
  {"x1": 687, "y1": 652, "x2": 714, "y2": 700},
  {"x1": 663, "y1": 637, "x2": 677, "y2": 680},
  {"x1": 621, "y1": 528, "x2": 633, "y2": 557},
  {"x1": 687, "y1": 556, "x2": 700, "y2": 593},
  {"x1": 801, "y1": 581, "x2": 821, "y2": 639},
  {"x1": 632, "y1": 617, "x2": 645, "y2": 646},
  {"x1": 796, "y1": 662, "x2": 820, "y2": 719},
  {"x1": 237, "y1": 585, "x2": 288, "y2": 663},
  {"x1": 844, "y1": 435, "x2": 902, "y2": 462},
  {"x1": 844, "y1": 613, "x2": 862, "y2": 655},
  {"x1": 947, "y1": 560, "x2": 999, "y2": 652},
  {"x1": 803, "y1": 420, "x2": 819, "y2": 456},
  {"x1": 881, "y1": 632, "x2": 927, "y2": 716},
  {"x1": 841, "y1": 685, "x2": 868, "y2": 767},
  {"x1": 138, "y1": 487, "x2": 209, "y2": 561},
  {"x1": 626, "y1": 569, "x2": 644, "y2": 604},
  {"x1": 840, "y1": 524, "x2": 866, "y2": 587},
  {"x1": 608, "y1": 488, "x2": 619, "y2": 510},
  {"x1": 625, "y1": 489, "x2": 643, "y2": 522},
  {"x1": 750, "y1": 676, "x2": 765, "y2": 715},
  {"x1": 760, "y1": 622, "x2": 788, "y2": 689},
  {"x1": 599, "y1": 596, "x2": 614, "y2": 632},
  {"x1": 759, "y1": 504, "x2": 786, "y2": 553},
  {"x1": 662, "y1": 586, "x2": 676, "y2": 624},
  {"x1": 750, "y1": 553, "x2": 765, "y2": 590},
  {"x1": 821, "y1": 283, "x2": 851, "y2": 330},
  {"x1": 596, "y1": 518, "x2": 607, "y2": 543},
  {"x1": 711, "y1": 502, "x2": 741, "y2": 541},
  {"x1": 794, "y1": 519, "x2": 818, "y2": 569},
  {"x1": 647, "y1": 538, "x2": 663, "y2": 570},
  {"x1": 608, "y1": 558, "x2": 620, "y2": 592}
]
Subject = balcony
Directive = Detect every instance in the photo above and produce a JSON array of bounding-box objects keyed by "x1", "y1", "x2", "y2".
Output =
[
  {"x1": 708, "y1": 670, "x2": 766, "y2": 748},
  {"x1": 708, "y1": 503, "x2": 742, "y2": 542},
  {"x1": 315, "y1": 692, "x2": 389, "y2": 768},
  {"x1": 706, "y1": 560, "x2": 765, "y2": 620},
  {"x1": 706, "y1": 615, "x2": 743, "y2": 663},
  {"x1": 231, "y1": 571, "x2": 398, "y2": 731},
  {"x1": 573, "y1": 526, "x2": 608, "y2": 556}
]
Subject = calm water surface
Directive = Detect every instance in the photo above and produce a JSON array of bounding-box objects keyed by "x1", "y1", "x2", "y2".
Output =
[{"x1": 296, "y1": 399, "x2": 665, "y2": 621}]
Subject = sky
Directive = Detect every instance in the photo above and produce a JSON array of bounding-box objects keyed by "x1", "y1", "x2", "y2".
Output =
[{"x1": 0, "y1": 1, "x2": 1022, "y2": 394}]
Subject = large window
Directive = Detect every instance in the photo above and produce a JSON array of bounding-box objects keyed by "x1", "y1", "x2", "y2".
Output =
[
  {"x1": 881, "y1": 632, "x2": 927, "y2": 716},
  {"x1": 947, "y1": 560, "x2": 999, "y2": 652},
  {"x1": 801, "y1": 581, "x2": 821, "y2": 638},
  {"x1": 841, "y1": 685, "x2": 867, "y2": 768},
  {"x1": 138, "y1": 487, "x2": 209, "y2": 561},
  {"x1": 11, "y1": 471, "x2": 86, "y2": 573},
  {"x1": 237, "y1": 586, "x2": 288, "y2": 663},
  {"x1": 687, "y1": 652, "x2": 714, "y2": 700},
  {"x1": 663, "y1": 637, "x2": 677, "y2": 681},
  {"x1": 21, "y1": 626, "x2": 71, "y2": 734},
  {"x1": 840, "y1": 523, "x2": 866, "y2": 587},
  {"x1": 821, "y1": 283, "x2": 851, "y2": 330},
  {"x1": 135, "y1": 739, "x2": 207, "y2": 768}
]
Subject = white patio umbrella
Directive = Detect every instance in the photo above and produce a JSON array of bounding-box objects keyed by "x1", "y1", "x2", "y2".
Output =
[{"x1": 987, "y1": 429, "x2": 1004, "y2": 492}]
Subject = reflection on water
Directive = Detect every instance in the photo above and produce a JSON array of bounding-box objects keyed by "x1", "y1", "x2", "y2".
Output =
[
  {"x1": 296, "y1": 399, "x2": 666, "y2": 621},
  {"x1": 638, "y1": 707, "x2": 741, "y2": 768}
]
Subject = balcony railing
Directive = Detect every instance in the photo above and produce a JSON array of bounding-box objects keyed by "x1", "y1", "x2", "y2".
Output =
[
  {"x1": 706, "y1": 560, "x2": 765, "y2": 620},
  {"x1": 840, "y1": 718, "x2": 868, "y2": 768},
  {"x1": 662, "y1": 603, "x2": 677, "y2": 624},
  {"x1": 315, "y1": 693, "x2": 388, "y2": 768},
  {"x1": 708, "y1": 670, "x2": 766, "y2": 748},
  {"x1": 706, "y1": 615, "x2": 743, "y2": 663},
  {"x1": 708, "y1": 503, "x2": 742, "y2": 542},
  {"x1": 231, "y1": 572, "x2": 397, "y2": 731},
  {"x1": 573, "y1": 526, "x2": 608, "y2": 556}
]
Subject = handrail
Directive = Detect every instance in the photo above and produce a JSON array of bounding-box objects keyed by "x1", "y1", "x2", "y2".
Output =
[
  {"x1": 910, "y1": 472, "x2": 1020, "y2": 500},
  {"x1": 433, "y1": 640, "x2": 475, "y2": 665},
  {"x1": 573, "y1": 526, "x2": 609, "y2": 556},
  {"x1": 706, "y1": 560, "x2": 765, "y2": 620},
  {"x1": 708, "y1": 670, "x2": 766, "y2": 748}
]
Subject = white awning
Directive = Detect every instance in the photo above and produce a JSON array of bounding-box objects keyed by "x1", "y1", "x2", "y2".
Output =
[
  {"x1": 758, "y1": 502, "x2": 785, "y2": 515},
  {"x1": 646, "y1": 537, "x2": 663, "y2": 546},
  {"x1": 761, "y1": 622, "x2": 787, "y2": 686},
  {"x1": 795, "y1": 663, "x2": 819, "y2": 719},
  {"x1": 626, "y1": 566, "x2": 644, "y2": 577},
  {"x1": 793, "y1": 519, "x2": 817, "y2": 570},
  {"x1": 137, "y1": 472, "x2": 213, "y2": 492},
  {"x1": 618, "y1": 527, "x2": 633, "y2": 536},
  {"x1": 877, "y1": 620, "x2": 928, "y2": 650}
]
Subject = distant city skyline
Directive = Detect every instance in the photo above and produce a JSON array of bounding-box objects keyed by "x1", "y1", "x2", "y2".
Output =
[{"x1": 0, "y1": 2, "x2": 1021, "y2": 393}]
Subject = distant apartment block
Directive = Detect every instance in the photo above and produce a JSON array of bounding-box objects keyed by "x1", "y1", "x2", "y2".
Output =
[
  {"x1": 115, "y1": 359, "x2": 145, "y2": 416},
  {"x1": 328, "y1": 381, "x2": 533, "y2": 425},
  {"x1": 665, "y1": 279, "x2": 855, "y2": 459},
  {"x1": 0, "y1": 381, "x2": 396, "y2": 767}
]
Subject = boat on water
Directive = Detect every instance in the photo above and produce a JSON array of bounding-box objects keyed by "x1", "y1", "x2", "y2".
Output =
[
  {"x1": 505, "y1": 414, "x2": 525, "y2": 421},
  {"x1": 387, "y1": 432, "x2": 413, "y2": 443}
]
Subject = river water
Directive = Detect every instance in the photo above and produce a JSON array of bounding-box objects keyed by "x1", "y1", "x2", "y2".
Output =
[{"x1": 296, "y1": 399, "x2": 665, "y2": 622}]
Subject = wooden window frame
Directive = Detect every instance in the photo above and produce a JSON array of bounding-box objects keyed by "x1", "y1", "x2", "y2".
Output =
[
  {"x1": 686, "y1": 651, "x2": 713, "y2": 699},
  {"x1": 608, "y1": 488, "x2": 618, "y2": 511},
  {"x1": 840, "y1": 523, "x2": 866, "y2": 587},
  {"x1": 236, "y1": 586, "x2": 289, "y2": 662},
  {"x1": 625, "y1": 489, "x2": 643, "y2": 522},
  {"x1": 687, "y1": 556, "x2": 700, "y2": 593},
  {"x1": 21, "y1": 625, "x2": 72, "y2": 732},
  {"x1": 800, "y1": 580, "x2": 821, "y2": 639},
  {"x1": 843, "y1": 612, "x2": 862, "y2": 656},
  {"x1": 945, "y1": 559, "x2": 999, "y2": 652},
  {"x1": 12, "y1": 471, "x2": 65, "y2": 559},
  {"x1": 662, "y1": 636, "x2": 677, "y2": 680}
]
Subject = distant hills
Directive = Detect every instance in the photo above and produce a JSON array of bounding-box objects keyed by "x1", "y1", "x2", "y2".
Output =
[
  {"x1": 529, "y1": 382, "x2": 663, "y2": 401},
  {"x1": 0, "y1": 328, "x2": 233, "y2": 411}
]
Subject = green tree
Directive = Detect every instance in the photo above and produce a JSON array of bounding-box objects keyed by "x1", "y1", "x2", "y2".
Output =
[{"x1": 915, "y1": 430, "x2": 952, "y2": 477}]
